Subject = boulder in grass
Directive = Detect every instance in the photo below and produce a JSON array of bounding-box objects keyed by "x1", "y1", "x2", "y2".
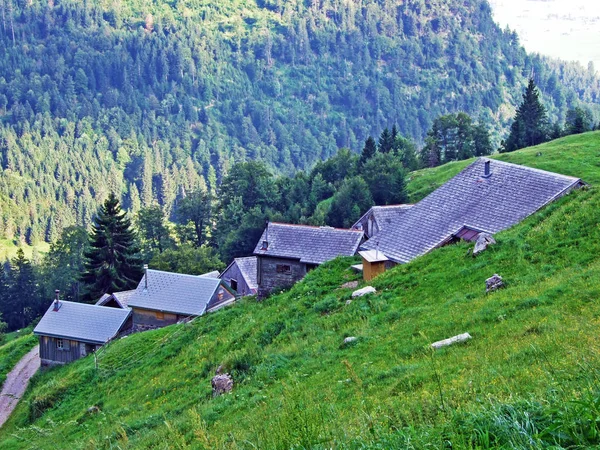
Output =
[
  {"x1": 431, "y1": 333, "x2": 472, "y2": 349},
  {"x1": 352, "y1": 286, "x2": 376, "y2": 298},
  {"x1": 473, "y1": 233, "x2": 496, "y2": 256},
  {"x1": 486, "y1": 274, "x2": 504, "y2": 292},
  {"x1": 211, "y1": 369, "x2": 234, "y2": 397},
  {"x1": 343, "y1": 336, "x2": 357, "y2": 344}
]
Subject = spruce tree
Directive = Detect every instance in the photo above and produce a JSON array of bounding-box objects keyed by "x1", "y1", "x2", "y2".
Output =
[
  {"x1": 378, "y1": 127, "x2": 394, "y2": 153},
  {"x1": 503, "y1": 78, "x2": 548, "y2": 152},
  {"x1": 359, "y1": 136, "x2": 377, "y2": 166},
  {"x1": 81, "y1": 193, "x2": 143, "y2": 302}
]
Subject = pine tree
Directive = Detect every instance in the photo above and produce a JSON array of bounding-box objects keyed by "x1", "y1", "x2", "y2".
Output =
[
  {"x1": 378, "y1": 127, "x2": 394, "y2": 153},
  {"x1": 502, "y1": 78, "x2": 549, "y2": 152},
  {"x1": 81, "y1": 193, "x2": 143, "y2": 302},
  {"x1": 5, "y1": 249, "x2": 38, "y2": 330},
  {"x1": 359, "y1": 136, "x2": 377, "y2": 166}
]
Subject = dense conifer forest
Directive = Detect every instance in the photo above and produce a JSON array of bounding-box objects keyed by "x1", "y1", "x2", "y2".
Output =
[{"x1": 0, "y1": 0, "x2": 598, "y2": 246}]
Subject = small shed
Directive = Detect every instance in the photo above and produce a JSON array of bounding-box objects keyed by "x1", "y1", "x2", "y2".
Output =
[
  {"x1": 220, "y1": 256, "x2": 258, "y2": 297},
  {"x1": 359, "y1": 250, "x2": 389, "y2": 281},
  {"x1": 34, "y1": 299, "x2": 132, "y2": 366}
]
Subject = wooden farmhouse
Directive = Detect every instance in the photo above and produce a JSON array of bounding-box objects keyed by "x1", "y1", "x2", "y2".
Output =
[
  {"x1": 253, "y1": 222, "x2": 364, "y2": 298},
  {"x1": 219, "y1": 256, "x2": 258, "y2": 297},
  {"x1": 126, "y1": 268, "x2": 236, "y2": 330},
  {"x1": 360, "y1": 158, "x2": 585, "y2": 270},
  {"x1": 352, "y1": 205, "x2": 413, "y2": 239},
  {"x1": 34, "y1": 296, "x2": 132, "y2": 366}
]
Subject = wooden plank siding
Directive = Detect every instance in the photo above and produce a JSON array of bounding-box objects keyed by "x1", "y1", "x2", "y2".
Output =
[
  {"x1": 38, "y1": 335, "x2": 98, "y2": 366},
  {"x1": 221, "y1": 263, "x2": 251, "y2": 296}
]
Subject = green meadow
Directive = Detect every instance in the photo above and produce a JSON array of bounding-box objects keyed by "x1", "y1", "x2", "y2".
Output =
[{"x1": 1, "y1": 132, "x2": 600, "y2": 448}]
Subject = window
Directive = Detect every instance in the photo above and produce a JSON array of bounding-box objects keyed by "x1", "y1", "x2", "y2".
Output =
[
  {"x1": 276, "y1": 264, "x2": 291, "y2": 274},
  {"x1": 56, "y1": 338, "x2": 63, "y2": 349},
  {"x1": 156, "y1": 311, "x2": 164, "y2": 320},
  {"x1": 230, "y1": 279, "x2": 238, "y2": 291}
]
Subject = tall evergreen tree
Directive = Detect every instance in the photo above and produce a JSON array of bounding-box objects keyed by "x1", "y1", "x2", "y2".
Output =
[
  {"x1": 4, "y1": 249, "x2": 38, "y2": 330},
  {"x1": 359, "y1": 136, "x2": 377, "y2": 166},
  {"x1": 378, "y1": 128, "x2": 394, "y2": 153},
  {"x1": 502, "y1": 78, "x2": 549, "y2": 152},
  {"x1": 81, "y1": 193, "x2": 143, "y2": 302}
]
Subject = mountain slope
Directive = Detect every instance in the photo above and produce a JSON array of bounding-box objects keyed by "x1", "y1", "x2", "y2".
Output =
[
  {"x1": 2, "y1": 133, "x2": 600, "y2": 448},
  {"x1": 0, "y1": 0, "x2": 599, "y2": 244}
]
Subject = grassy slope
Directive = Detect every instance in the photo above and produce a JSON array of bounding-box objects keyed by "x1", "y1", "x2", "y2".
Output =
[
  {"x1": 0, "y1": 331, "x2": 37, "y2": 387},
  {"x1": 2, "y1": 133, "x2": 600, "y2": 448}
]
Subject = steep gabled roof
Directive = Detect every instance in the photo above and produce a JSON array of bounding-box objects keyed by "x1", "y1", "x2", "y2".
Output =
[
  {"x1": 253, "y1": 223, "x2": 364, "y2": 265},
  {"x1": 235, "y1": 256, "x2": 258, "y2": 291},
  {"x1": 34, "y1": 301, "x2": 131, "y2": 345},
  {"x1": 362, "y1": 158, "x2": 583, "y2": 263},
  {"x1": 95, "y1": 290, "x2": 136, "y2": 309},
  {"x1": 352, "y1": 204, "x2": 413, "y2": 235},
  {"x1": 127, "y1": 269, "x2": 221, "y2": 316}
]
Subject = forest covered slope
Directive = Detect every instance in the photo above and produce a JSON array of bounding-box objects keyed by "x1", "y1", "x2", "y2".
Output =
[
  {"x1": 0, "y1": 0, "x2": 598, "y2": 245},
  {"x1": 2, "y1": 133, "x2": 600, "y2": 448}
]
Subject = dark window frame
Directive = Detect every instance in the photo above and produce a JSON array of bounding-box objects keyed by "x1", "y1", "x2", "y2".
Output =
[{"x1": 276, "y1": 264, "x2": 292, "y2": 274}]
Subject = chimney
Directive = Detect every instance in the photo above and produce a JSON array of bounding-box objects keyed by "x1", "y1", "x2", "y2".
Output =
[
  {"x1": 144, "y1": 264, "x2": 149, "y2": 290},
  {"x1": 53, "y1": 289, "x2": 61, "y2": 311},
  {"x1": 483, "y1": 160, "x2": 491, "y2": 178},
  {"x1": 261, "y1": 220, "x2": 269, "y2": 251}
]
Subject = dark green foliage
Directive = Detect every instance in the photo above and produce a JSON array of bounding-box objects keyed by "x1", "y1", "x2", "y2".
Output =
[
  {"x1": 174, "y1": 191, "x2": 212, "y2": 248},
  {"x1": 40, "y1": 226, "x2": 89, "y2": 303},
  {"x1": 327, "y1": 177, "x2": 374, "y2": 228},
  {"x1": 136, "y1": 206, "x2": 174, "y2": 261},
  {"x1": 81, "y1": 194, "x2": 143, "y2": 302},
  {"x1": 313, "y1": 295, "x2": 339, "y2": 315},
  {"x1": 3, "y1": 249, "x2": 39, "y2": 330},
  {"x1": 503, "y1": 78, "x2": 549, "y2": 152},
  {"x1": 149, "y1": 245, "x2": 223, "y2": 275},
  {"x1": 378, "y1": 128, "x2": 394, "y2": 154},
  {"x1": 0, "y1": 1, "x2": 595, "y2": 243},
  {"x1": 361, "y1": 153, "x2": 408, "y2": 205},
  {"x1": 393, "y1": 134, "x2": 420, "y2": 171},
  {"x1": 359, "y1": 137, "x2": 377, "y2": 167},
  {"x1": 422, "y1": 112, "x2": 492, "y2": 167},
  {"x1": 565, "y1": 107, "x2": 594, "y2": 136}
]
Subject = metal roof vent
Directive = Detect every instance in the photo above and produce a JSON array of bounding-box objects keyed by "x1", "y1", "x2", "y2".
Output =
[
  {"x1": 260, "y1": 240, "x2": 269, "y2": 250},
  {"x1": 53, "y1": 289, "x2": 61, "y2": 311}
]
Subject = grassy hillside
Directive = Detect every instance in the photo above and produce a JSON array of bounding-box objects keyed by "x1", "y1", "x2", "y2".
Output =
[
  {"x1": 0, "y1": 331, "x2": 36, "y2": 387},
  {"x1": 2, "y1": 133, "x2": 600, "y2": 448}
]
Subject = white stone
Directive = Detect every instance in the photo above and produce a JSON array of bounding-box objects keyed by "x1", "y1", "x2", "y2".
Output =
[
  {"x1": 352, "y1": 286, "x2": 376, "y2": 298},
  {"x1": 343, "y1": 337, "x2": 357, "y2": 344},
  {"x1": 431, "y1": 333, "x2": 472, "y2": 350}
]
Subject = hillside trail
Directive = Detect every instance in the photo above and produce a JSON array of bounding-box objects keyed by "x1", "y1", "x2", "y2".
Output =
[{"x1": 0, "y1": 345, "x2": 39, "y2": 428}]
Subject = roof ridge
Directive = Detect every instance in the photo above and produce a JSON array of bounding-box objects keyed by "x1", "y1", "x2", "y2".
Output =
[
  {"x1": 269, "y1": 222, "x2": 363, "y2": 233},
  {"x1": 146, "y1": 268, "x2": 222, "y2": 282},
  {"x1": 479, "y1": 157, "x2": 582, "y2": 181}
]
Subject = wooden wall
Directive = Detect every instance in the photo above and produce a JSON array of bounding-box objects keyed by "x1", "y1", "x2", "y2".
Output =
[
  {"x1": 257, "y1": 256, "x2": 306, "y2": 299},
  {"x1": 221, "y1": 263, "x2": 253, "y2": 296},
  {"x1": 38, "y1": 336, "x2": 98, "y2": 366},
  {"x1": 132, "y1": 308, "x2": 179, "y2": 329}
]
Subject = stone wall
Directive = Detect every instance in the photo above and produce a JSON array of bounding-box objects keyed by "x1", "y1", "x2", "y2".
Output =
[{"x1": 257, "y1": 256, "x2": 306, "y2": 299}]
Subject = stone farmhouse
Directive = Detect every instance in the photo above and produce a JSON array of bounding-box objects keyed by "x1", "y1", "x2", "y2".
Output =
[{"x1": 253, "y1": 222, "x2": 364, "y2": 298}]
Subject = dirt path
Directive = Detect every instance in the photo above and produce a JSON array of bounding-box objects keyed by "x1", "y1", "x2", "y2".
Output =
[{"x1": 0, "y1": 345, "x2": 39, "y2": 428}]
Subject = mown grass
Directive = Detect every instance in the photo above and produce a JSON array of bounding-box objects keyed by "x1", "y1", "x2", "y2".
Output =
[
  {"x1": 0, "y1": 331, "x2": 36, "y2": 387},
  {"x1": 2, "y1": 133, "x2": 600, "y2": 448}
]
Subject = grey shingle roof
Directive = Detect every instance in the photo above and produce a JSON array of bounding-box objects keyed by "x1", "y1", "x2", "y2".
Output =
[
  {"x1": 254, "y1": 223, "x2": 364, "y2": 264},
  {"x1": 352, "y1": 205, "x2": 413, "y2": 237},
  {"x1": 95, "y1": 290, "x2": 136, "y2": 309},
  {"x1": 362, "y1": 158, "x2": 583, "y2": 263},
  {"x1": 127, "y1": 269, "x2": 221, "y2": 316},
  {"x1": 235, "y1": 256, "x2": 258, "y2": 290},
  {"x1": 34, "y1": 301, "x2": 131, "y2": 344}
]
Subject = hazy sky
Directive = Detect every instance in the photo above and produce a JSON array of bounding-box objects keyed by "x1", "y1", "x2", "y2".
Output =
[{"x1": 488, "y1": 0, "x2": 600, "y2": 71}]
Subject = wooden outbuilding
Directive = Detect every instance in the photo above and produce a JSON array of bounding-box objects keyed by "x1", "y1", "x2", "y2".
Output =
[
  {"x1": 34, "y1": 296, "x2": 132, "y2": 366},
  {"x1": 359, "y1": 249, "x2": 389, "y2": 281},
  {"x1": 220, "y1": 256, "x2": 258, "y2": 297}
]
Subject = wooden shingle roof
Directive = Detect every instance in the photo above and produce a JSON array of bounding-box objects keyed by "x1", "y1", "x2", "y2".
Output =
[
  {"x1": 254, "y1": 223, "x2": 363, "y2": 265},
  {"x1": 362, "y1": 158, "x2": 583, "y2": 263}
]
